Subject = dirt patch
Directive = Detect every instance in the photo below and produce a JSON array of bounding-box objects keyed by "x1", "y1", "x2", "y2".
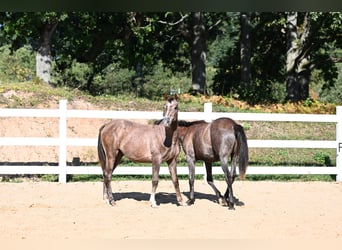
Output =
[{"x1": 0, "y1": 180, "x2": 342, "y2": 239}]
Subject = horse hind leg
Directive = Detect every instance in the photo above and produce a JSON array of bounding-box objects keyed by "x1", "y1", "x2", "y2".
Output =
[
  {"x1": 205, "y1": 162, "x2": 227, "y2": 206},
  {"x1": 103, "y1": 151, "x2": 123, "y2": 206},
  {"x1": 186, "y1": 155, "x2": 196, "y2": 205},
  {"x1": 230, "y1": 154, "x2": 244, "y2": 206},
  {"x1": 220, "y1": 158, "x2": 235, "y2": 210}
]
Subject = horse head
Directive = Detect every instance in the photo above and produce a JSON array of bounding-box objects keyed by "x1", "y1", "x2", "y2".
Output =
[{"x1": 161, "y1": 94, "x2": 178, "y2": 127}]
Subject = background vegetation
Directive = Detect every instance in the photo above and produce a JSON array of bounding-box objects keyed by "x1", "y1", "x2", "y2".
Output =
[
  {"x1": 0, "y1": 12, "x2": 341, "y2": 182},
  {"x1": 0, "y1": 12, "x2": 341, "y2": 104}
]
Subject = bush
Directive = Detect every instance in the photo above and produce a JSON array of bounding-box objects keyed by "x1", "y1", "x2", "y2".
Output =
[
  {"x1": 317, "y1": 63, "x2": 342, "y2": 104},
  {"x1": 92, "y1": 63, "x2": 136, "y2": 96},
  {"x1": 142, "y1": 61, "x2": 191, "y2": 99},
  {"x1": 95, "y1": 61, "x2": 191, "y2": 99},
  {"x1": 0, "y1": 45, "x2": 35, "y2": 83},
  {"x1": 58, "y1": 60, "x2": 93, "y2": 90}
]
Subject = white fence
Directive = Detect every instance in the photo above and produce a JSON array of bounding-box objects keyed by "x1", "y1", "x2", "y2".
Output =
[{"x1": 0, "y1": 100, "x2": 341, "y2": 183}]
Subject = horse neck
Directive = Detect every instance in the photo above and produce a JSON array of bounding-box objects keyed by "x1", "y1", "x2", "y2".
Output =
[
  {"x1": 163, "y1": 120, "x2": 178, "y2": 147},
  {"x1": 176, "y1": 126, "x2": 187, "y2": 141}
]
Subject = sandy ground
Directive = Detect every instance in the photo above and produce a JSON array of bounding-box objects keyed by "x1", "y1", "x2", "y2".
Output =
[
  {"x1": 1, "y1": 179, "x2": 342, "y2": 240},
  {"x1": 1, "y1": 99, "x2": 342, "y2": 245}
]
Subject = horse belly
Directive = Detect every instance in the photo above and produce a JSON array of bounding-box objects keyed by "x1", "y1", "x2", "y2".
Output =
[
  {"x1": 194, "y1": 128, "x2": 216, "y2": 161},
  {"x1": 120, "y1": 139, "x2": 153, "y2": 163},
  {"x1": 195, "y1": 148, "x2": 217, "y2": 162}
]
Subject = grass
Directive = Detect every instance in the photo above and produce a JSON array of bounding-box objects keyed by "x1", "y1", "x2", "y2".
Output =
[{"x1": 0, "y1": 80, "x2": 339, "y2": 182}]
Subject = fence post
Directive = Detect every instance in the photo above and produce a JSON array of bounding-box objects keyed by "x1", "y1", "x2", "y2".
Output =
[
  {"x1": 204, "y1": 102, "x2": 212, "y2": 122},
  {"x1": 58, "y1": 100, "x2": 67, "y2": 183},
  {"x1": 336, "y1": 106, "x2": 342, "y2": 182}
]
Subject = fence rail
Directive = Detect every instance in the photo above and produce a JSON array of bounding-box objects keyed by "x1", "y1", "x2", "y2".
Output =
[{"x1": 1, "y1": 100, "x2": 341, "y2": 183}]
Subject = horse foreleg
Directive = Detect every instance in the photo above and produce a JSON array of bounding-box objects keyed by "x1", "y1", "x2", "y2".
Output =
[
  {"x1": 149, "y1": 161, "x2": 160, "y2": 208},
  {"x1": 205, "y1": 162, "x2": 226, "y2": 206},
  {"x1": 168, "y1": 158, "x2": 184, "y2": 206}
]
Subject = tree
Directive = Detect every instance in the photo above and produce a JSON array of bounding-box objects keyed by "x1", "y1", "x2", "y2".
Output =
[
  {"x1": 0, "y1": 12, "x2": 67, "y2": 84},
  {"x1": 240, "y1": 12, "x2": 252, "y2": 87},
  {"x1": 36, "y1": 14, "x2": 62, "y2": 83},
  {"x1": 285, "y1": 12, "x2": 310, "y2": 101},
  {"x1": 190, "y1": 12, "x2": 207, "y2": 95},
  {"x1": 213, "y1": 12, "x2": 286, "y2": 103},
  {"x1": 285, "y1": 12, "x2": 342, "y2": 102},
  {"x1": 53, "y1": 12, "x2": 129, "y2": 92}
]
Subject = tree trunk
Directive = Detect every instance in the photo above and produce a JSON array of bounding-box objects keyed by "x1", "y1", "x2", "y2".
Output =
[
  {"x1": 285, "y1": 12, "x2": 299, "y2": 101},
  {"x1": 240, "y1": 12, "x2": 252, "y2": 87},
  {"x1": 191, "y1": 12, "x2": 207, "y2": 95},
  {"x1": 286, "y1": 12, "x2": 311, "y2": 102},
  {"x1": 36, "y1": 21, "x2": 58, "y2": 84}
]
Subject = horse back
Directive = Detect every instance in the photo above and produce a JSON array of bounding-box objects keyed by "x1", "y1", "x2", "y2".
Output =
[{"x1": 100, "y1": 119, "x2": 178, "y2": 163}]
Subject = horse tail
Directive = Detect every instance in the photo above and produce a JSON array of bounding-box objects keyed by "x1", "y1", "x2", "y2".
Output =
[
  {"x1": 233, "y1": 124, "x2": 249, "y2": 179},
  {"x1": 97, "y1": 124, "x2": 106, "y2": 169}
]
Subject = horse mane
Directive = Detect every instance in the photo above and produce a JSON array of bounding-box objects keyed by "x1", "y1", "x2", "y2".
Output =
[
  {"x1": 153, "y1": 119, "x2": 207, "y2": 126},
  {"x1": 178, "y1": 120, "x2": 207, "y2": 127}
]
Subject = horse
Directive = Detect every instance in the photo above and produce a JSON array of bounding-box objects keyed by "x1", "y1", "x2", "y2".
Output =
[
  {"x1": 97, "y1": 95, "x2": 183, "y2": 207},
  {"x1": 155, "y1": 117, "x2": 248, "y2": 210},
  {"x1": 178, "y1": 118, "x2": 248, "y2": 209}
]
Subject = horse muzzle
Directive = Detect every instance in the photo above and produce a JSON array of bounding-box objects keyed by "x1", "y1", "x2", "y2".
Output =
[{"x1": 162, "y1": 117, "x2": 172, "y2": 127}]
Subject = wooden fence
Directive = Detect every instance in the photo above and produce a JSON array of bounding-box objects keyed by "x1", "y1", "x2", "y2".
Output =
[{"x1": 1, "y1": 100, "x2": 341, "y2": 183}]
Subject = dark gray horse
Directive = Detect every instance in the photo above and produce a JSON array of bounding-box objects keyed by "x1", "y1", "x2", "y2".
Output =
[
  {"x1": 156, "y1": 117, "x2": 248, "y2": 209},
  {"x1": 178, "y1": 118, "x2": 248, "y2": 209}
]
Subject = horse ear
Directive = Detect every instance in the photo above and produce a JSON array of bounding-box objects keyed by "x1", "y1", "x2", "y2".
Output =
[
  {"x1": 164, "y1": 94, "x2": 169, "y2": 101},
  {"x1": 174, "y1": 94, "x2": 178, "y2": 101}
]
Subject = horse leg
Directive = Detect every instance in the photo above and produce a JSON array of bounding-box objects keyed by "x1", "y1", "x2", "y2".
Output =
[
  {"x1": 230, "y1": 155, "x2": 244, "y2": 206},
  {"x1": 205, "y1": 162, "x2": 226, "y2": 206},
  {"x1": 220, "y1": 158, "x2": 235, "y2": 210},
  {"x1": 186, "y1": 155, "x2": 196, "y2": 205},
  {"x1": 103, "y1": 151, "x2": 122, "y2": 206},
  {"x1": 167, "y1": 158, "x2": 184, "y2": 206},
  {"x1": 103, "y1": 158, "x2": 115, "y2": 205},
  {"x1": 149, "y1": 159, "x2": 161, "y2": 208}
]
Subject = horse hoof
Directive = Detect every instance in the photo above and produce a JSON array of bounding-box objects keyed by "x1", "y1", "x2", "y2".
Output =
[
  {"x1": 218, "y1": 198, "x2": 228, "y2": 207},
  {"x1": 178, "y1": 201, "x2": 186, "y2": 207},
  {"x1": 235, "y1": 200, "x2": 245, "y2": 206},
  {"x1": 228, "y1": 202, "x2": 235, "y2": 210},
  {"x1": 109, "y1": 200, "x2": 116, "y2": 206},
  {"x1": 150, "y1": 202, "x2": 159, "y2": 208},
  {"x1": 186, "y1": 199, "x2": 195, "y2": 206}
]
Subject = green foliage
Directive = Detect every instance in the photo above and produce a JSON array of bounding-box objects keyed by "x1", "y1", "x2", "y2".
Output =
[
  {"x1": 93, "y1": 62, "x2": 136, "y2": 96},
  {"x1": 68, "y1": 61, "x2": 92, "y2": 89},
  {"x1": 41, "y1": 174, "x2": 58, "y2": 182},
  {"x1": 245, "y1": 174, "x2": 335, "y2": 182},
  {"x1": 52, "y1": 60, "x2": 191, "y2": 99},
  {"x1": 1, "y1": 12, "x2": 341, "y2": 104},
  {"x1": 313, "y1": 152, "x2": 331, "y2": 166},
  {"x1": 0, "y1": 45, "x2": 35, "y2": 83},
  {"x1": 317, "y1": 60, "x2": 342, "y2": 104},
  {"x1": 52, "y1": 60, "x2": 92, "y2": 89},
  {"x1": 142, "y1": 61, "x2": 191, "y2": 99}
]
